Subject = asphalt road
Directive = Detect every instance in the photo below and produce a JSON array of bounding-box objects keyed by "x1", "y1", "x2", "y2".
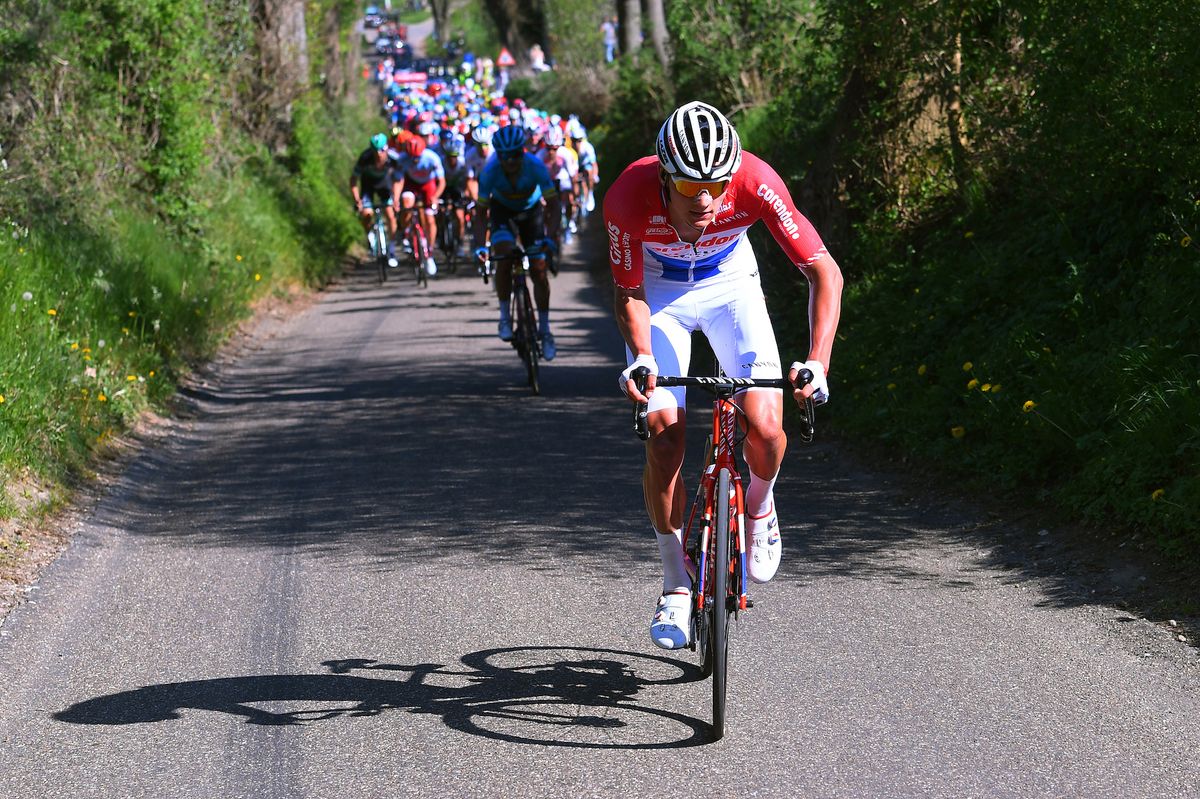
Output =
[{"x1": 1, "y1": 227, "x2": 1198, "y2": 798}]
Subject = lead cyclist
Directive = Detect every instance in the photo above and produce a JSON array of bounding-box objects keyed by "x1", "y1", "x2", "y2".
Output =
[{"x1": 604, "y1": 101, "x2": 844, "y2": 650}]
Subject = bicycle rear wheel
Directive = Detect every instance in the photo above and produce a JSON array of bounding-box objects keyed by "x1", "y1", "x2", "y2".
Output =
[{"x1": 711, "y1": 467, "x2": 734, "y2": 740}]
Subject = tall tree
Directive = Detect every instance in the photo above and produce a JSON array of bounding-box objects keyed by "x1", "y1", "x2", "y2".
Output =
[
  {"x1": 430, "y1": 0, "x2": 451, "y2": 45},
  {"x1": 482, "y1": 0, "x2": 548, "y2": 66},
  {"x1": 621, "y1": 0, "x2": 641, "y2": 58},
  {"x1": 646, "y1": 0, "x2": 670, "y2": 71}
]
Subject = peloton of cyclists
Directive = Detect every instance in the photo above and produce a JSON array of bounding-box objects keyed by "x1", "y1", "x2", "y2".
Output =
[
  {"x1": 350, "y1": 133, "x2": 402, "y2": 268},
  {"x1": 440, "y1": 134, "x2": 471, "y2": 256},
  {"x1": 471, "y1": 124, "x2": 562, "y2": 360},
  {"x1": 393, "y1": 135, "x2": 445, "y2": 277},
  {"x1": 604, "y1": 101, "x2": 844, "y2": 650}
]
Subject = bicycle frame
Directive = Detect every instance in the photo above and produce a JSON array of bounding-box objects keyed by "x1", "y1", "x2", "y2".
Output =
[
  {"x1": 689, "y1": 393, "x2": 749, "y2": 613},
  {"x1": 401, "y1": 205, "x2": 431, "y2": 285},
  {"x1": 367, "y1": 208, "x2": 390, "y2": 284}
]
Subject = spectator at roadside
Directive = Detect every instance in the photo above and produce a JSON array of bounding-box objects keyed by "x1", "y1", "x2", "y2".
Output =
[
  {"x1": 530, "y1": 43, "x2": 549, "y2": 72},
  {"x1": 601, "y1": 16, "x2": 618, "y2": 62}
]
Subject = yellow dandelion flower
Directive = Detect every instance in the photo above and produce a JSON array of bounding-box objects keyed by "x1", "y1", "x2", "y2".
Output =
[
  {"x1": 0, "y1": 395, "x2": 5, "y2": 404},
  {"x1": 236, "y1": 254, "x2": 243, "y2": 261},
  {"x1": 126, "y1": 375, "x2": 136, "y2": 382},
  {"x1": 967, "y1": 379, "x2": 980, "y2": 390},
  {"x1": 98, "y1": 393, "x2": 107, "y2": 402},
  {"x1": 962, "y1": 361, "x2": 973, "y2": 372},
  {"x1": 47, "y1": 308, "x2": 57, "y2": 316},
  {"x1": 1023, "y1": 400, "x2": 1037, "y2": 413},
  {"x1": 981, "y1": 383, "x2": 992, "y2": 392},
  {"x1": 128, "y1": 311, "x2": 136, "y2": 317},
  {"x1": 71, "y1": 342, "x2": 79, "y2": 350},
  {"x1": 917, "y1": 364, "x2": 927, "y2": 376},
  {"x1": 1151, "y1": 488, "x2": 1165, "y2": 501},
  {"x1": 1182, "y1": 236, "x2": 1192, "y2": 248},
  {"x1": 149, "y1": 370, "x2": 155, "y2": 377},
  {"x1": 254, "y1": 273, "x2": 261, "y2": 281},
  {"x1": 951, "y1": 426, "x2": 966, "y2": 438}
]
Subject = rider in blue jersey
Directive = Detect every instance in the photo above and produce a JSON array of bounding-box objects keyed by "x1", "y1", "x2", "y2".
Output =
[{"x1": 472, "y1": 125, "x2": 561, "y2": 359}]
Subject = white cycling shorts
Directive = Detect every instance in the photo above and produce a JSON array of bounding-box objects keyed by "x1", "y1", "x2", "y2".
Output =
[{"x1": 625, "y1": 242, "x2": 782, "y2": 415}]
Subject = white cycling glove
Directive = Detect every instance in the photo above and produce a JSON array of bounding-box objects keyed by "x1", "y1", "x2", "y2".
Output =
[
  {"x1": 620, "y1": 354, "x2": 659, "y2": 397},
  {"x1": 790, "y1": 360, "x2": 830, "y2": 406}
]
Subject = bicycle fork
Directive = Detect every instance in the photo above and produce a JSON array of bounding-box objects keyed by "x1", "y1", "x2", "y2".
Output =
[{"x1": 693, "y1": 405, "x2": 750, "y2": 613}]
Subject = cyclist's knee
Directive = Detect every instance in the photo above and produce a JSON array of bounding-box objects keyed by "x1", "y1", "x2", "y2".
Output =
[
  {"x1": 745, "y1": 409, "x2": 786, "y2": 452},
  {"x1": 646, "y1": 420, "x2": 685, "y2": 469}
]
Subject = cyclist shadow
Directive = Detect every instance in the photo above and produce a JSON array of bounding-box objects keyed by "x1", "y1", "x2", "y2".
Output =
[{"x1": 52, "y1": 646, "x2": 709, "y2": 749}]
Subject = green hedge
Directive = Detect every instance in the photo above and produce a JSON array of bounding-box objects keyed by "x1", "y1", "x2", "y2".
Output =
[{"x1": 0, "y1": 0, "x2": 371, "y2": 512}]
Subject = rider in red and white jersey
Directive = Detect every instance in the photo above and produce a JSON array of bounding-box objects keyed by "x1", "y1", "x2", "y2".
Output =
[{"x1": 605, "y1": 101, "x2": 843, "y2": 650}]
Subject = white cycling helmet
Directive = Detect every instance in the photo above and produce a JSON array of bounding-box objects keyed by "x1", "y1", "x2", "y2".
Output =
[
  {"x1": 656, "y1": 101, "x2": 742, "y2": 181},
  {"x1": 471, "y1": 125, "x2": 493, "y2": 146},
  {"x1": 545, "y1": 126, "x2": 564, "y2": 147}
]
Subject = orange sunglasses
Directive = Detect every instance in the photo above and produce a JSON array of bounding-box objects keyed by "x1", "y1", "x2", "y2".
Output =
[{"x1": 671, "y1": 177, "x2": 730, "y2": 198}]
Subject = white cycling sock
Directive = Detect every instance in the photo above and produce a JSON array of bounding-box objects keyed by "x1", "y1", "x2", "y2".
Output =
[
  {"x1": 746, "y1": 468, "x2": 778, "y2": 520},
  {"x1": 656, "y1": 527, "x2": 690, "y2": 594}
]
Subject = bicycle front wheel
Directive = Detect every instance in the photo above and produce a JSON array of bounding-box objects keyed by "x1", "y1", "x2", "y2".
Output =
[
  {"x1": 513, "y1": 283, "x2": 540, "y2": 395},
  {"x1": 410, "y1": 226, "x2": 427, "y2": 288},
  {"x1": 375, "y1": 220, "x2": 388, "y2": 284},
  {"x1": 711, "y1": 467, "x2": 733, "y2": 740}
]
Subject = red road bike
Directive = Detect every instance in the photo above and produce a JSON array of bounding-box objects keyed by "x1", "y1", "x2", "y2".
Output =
[{"x1": 632, "y1": 366, "x2": 814, "y2": 740}]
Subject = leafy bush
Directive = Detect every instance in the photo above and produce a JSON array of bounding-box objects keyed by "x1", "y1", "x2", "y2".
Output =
[{"x1": 0, "y1": 0, "x2": 368, "y2": 503}]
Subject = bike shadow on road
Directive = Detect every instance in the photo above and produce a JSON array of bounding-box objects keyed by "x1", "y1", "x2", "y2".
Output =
[{"x1": 51, "y1": 646, "x2": 710, "y2": 749}]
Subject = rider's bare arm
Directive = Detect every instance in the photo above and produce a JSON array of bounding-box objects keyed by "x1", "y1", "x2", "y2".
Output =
[
  {"x1": 613, "y1": 282, "x2": 655, "y2": 401},
  {"x1": 798, "y1": 252, "x2": 844, "y2": 375}
]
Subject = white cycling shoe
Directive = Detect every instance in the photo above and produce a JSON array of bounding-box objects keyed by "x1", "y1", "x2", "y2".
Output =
[
  {"x1": 425, "y1": 257, "x2": 438, "y2": 276},
  {"x1": 650, "y1": 590, "x2": 691, "y2": 650},
  {"x1": 748, "y1": 508, "x2": 782, "y2": 584}
]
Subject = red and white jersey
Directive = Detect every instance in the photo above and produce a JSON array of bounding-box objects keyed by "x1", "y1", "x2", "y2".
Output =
[{"x1": 603, "y1": 153, "x2": 828, "y2": 289}]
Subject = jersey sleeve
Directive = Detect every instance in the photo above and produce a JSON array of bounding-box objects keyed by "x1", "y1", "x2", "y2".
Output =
[
  {"x1": 476, "y1": 162, "x2": 495, "y2": 208},
  {"x1": 530, "y1": 157, "x2": 558, "y2": 200},
  {"x1": 427, "y1": 151, "x2": 445, "y2": 180},
  {"x1": 603, "y1": 172, "x2": 644, "y2": 289},
  {"x1": 744, "y1": 154, "x2": 829, "y2": 269}
]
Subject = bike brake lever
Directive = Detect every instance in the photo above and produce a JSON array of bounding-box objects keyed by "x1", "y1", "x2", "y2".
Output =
[{"x1": 632, "y1": 366, "x2": 650, "y2": 441}]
